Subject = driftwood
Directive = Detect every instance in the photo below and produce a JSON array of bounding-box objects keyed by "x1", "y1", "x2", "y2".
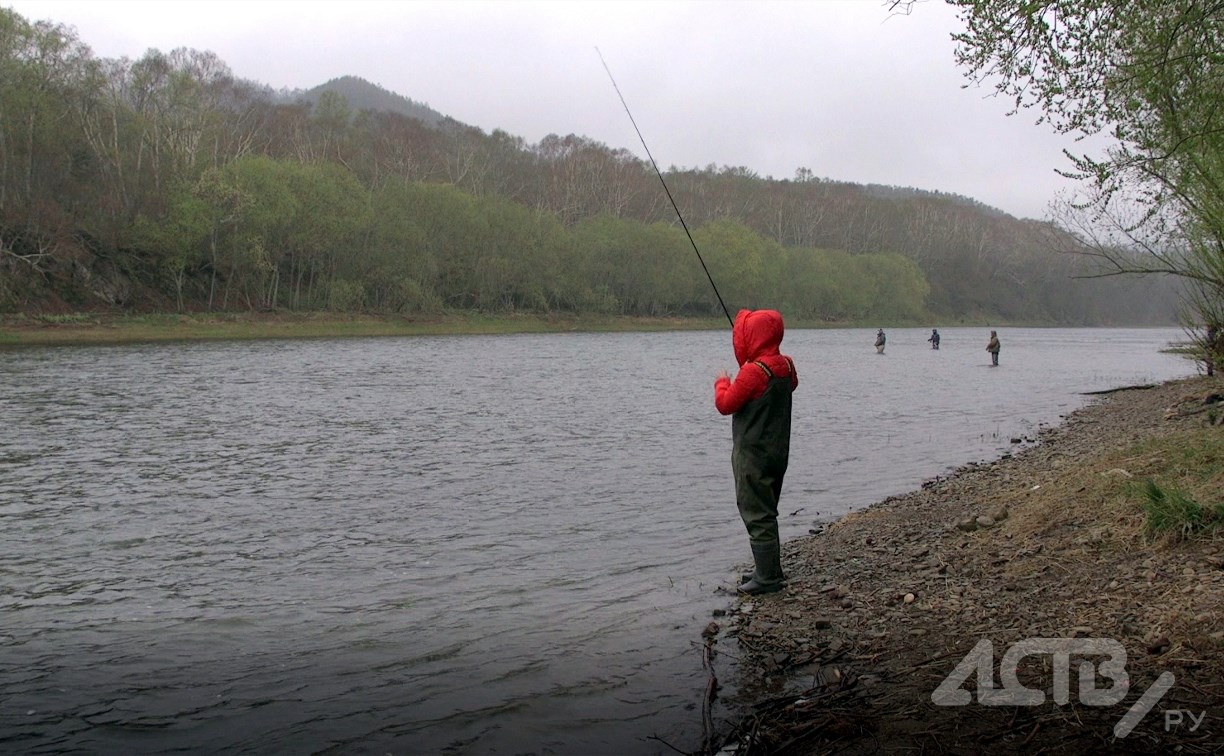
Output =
[
  {"x1": 1080, "y1": 383, "x2": 1159, "y2": 395},
  {"x1": 701, "y1": 623, "x2": 719, "y2": 753},
  {"x1": 712, "y1": 666, "x2": 870, "y2": 755}
]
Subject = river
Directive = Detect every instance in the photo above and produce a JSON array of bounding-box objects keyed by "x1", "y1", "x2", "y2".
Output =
[{"x1": 0, "y1": 326, "x2": 1196, "y2": 754}]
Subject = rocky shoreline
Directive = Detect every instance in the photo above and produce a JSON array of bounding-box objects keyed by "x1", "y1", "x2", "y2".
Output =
[{"x1": 710, "y1": 376, "x2": 1224, "y2": 754}]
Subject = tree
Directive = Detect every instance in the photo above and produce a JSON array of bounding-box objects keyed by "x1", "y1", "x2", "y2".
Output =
[
  {"x1": 0, "y1": 9, "x2": 94, "y2": 223},
  {"x1": 935, "y1": 0, "x2": 1224, "y2": 350},
  {"x1": 310, "y1": 89, "x2": 351, "y2": 164},
  {"x1": 364, "y1": 182, "x2": 438, "y2": 312},
  {"x1": 571, "y1": 214, "x2": 694, "y2": 315},
  {"x1": 692, "y1": 219, "x2": 786, "y2": 315}
]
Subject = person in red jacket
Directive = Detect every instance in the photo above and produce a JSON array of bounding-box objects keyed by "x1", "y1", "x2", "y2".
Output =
[{"x1": 714, "y1": 309, "x2": 798, "y2": 595}]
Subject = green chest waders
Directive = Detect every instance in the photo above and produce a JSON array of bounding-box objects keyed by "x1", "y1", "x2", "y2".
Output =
[{"x1": 732, "y1": 361, "x2": 793, "y2": 594}]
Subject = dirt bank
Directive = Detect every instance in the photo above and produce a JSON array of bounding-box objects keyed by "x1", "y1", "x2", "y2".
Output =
[{"x1": 712, "y1": 376, "x2": 1224, "y2": 755}]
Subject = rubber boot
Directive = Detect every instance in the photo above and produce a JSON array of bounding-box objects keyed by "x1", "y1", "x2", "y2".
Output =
[
  {"x1": 740, "y1": 544, "x2": 785, "y2": 584},
  {"x1": 738, "y1": 542, "x2": 785, "y2": 595}
]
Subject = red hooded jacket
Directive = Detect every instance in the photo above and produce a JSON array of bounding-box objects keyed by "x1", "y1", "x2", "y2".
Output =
[{"x1": 714, "y1": 309, "x2": 798, "y2": 415}]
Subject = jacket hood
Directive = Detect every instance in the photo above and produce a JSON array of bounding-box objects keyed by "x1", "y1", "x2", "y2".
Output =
[{"x1": 732, "y1": 309, "x2": 785, "y2": 366}]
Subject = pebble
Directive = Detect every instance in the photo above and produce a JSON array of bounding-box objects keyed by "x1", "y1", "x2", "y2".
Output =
[{"x1": 1146, "y1": 635, "x2": 1171, "y2": 654}]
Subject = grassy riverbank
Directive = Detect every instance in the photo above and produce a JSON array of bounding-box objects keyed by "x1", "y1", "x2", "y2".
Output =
[
  {"x1": 716, "y1": 376, "x2": 1224, "y2": 754},
  {"x1": 0, "y1": 309, "x2": 1118, "y2": 348},
  {"x1": 0, "y1": 311, "x2": 732, "y2": 347}
]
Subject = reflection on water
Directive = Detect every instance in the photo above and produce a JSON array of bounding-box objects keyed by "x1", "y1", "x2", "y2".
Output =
[{"x1": 0, "y1": 327, "x2": 1193, "y2": 753}]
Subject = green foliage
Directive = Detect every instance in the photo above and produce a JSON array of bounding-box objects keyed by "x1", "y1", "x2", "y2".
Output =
[
  {"x1": 325, "y1": 279, "x2": 366, "y2": 311},
  {"x1": 1124, "y1": 427, "x2": 1224, "y2": 540},
  {"x1": 857, "y1": 253, "x2": 930, "y2": 321},
  {"x1": 693, "y1": 219, "x2": 781, "y2": 312},
  {"x1": 1139, "y1": 480, "x2": 1224, "y2": 541},
  {"x1": 377, "y1": 276, "x2": 443, "y2": 314},
  {"x1": 572, "y1": 214, "x2": 696, "y2": 315}
]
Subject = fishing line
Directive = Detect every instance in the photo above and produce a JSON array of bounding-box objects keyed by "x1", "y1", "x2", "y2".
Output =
[{"x1": 596, "y1": 48, "x2": 734, "y2": 328}]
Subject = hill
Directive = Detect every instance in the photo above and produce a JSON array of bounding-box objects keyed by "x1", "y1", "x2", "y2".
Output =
[{"x1": 291, "y1": 75, "x2": 448, "y2": 126}]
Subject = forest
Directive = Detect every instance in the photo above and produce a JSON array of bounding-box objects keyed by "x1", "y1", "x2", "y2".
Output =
[{"x1": 0, "y1": 7, "x2": 1182, "y2": 325}]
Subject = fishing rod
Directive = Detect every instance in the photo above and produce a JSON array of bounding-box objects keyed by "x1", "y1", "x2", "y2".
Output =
[{"x1": 596, "y1": 48, "x2": 734, "y2": 328}]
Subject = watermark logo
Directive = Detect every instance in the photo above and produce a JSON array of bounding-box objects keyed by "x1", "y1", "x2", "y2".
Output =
[{"x1": 932, "y1": 638, "x2": 1180, "y2": 738}]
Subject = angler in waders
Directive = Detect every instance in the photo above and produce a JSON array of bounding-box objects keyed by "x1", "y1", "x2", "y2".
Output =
[
  {"x1": 987, "y1": 330, "x2": 1001, "y2": 366},
  {"x1": 714, "y1": 309, "x2": 798, "y2": 595}
]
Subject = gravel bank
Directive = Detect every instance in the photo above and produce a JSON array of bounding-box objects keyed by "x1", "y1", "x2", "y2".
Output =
[{"x1": 711, "y1": 375, "x2": 1224, "y2": 755}]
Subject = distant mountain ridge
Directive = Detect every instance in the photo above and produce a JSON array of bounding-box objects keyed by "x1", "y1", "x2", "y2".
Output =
[
  {"x1": 290, "y1": 77, "x2": 1012, "y2": 217},
  {"x1": 288, "y1": 75, "x2": 448, "y2": 126}
]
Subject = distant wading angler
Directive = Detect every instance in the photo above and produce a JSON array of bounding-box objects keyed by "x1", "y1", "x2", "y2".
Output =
[
  {"x1": 928, "y1": 328, "x2": 940, "y2": 350},
  {"x1": 987, "y1": 330, "x2": 1001, "y2": 366},
  {"x1": 715, "y1": 309, "x2": 798, "y2": 596},
  {"x1": 875, "y1": 329, "x2": 886, "y2": 354}
]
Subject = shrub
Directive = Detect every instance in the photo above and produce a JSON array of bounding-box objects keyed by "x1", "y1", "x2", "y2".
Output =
[{"x1": 326, "y1": 279, "x2": 367, "y2": 312}]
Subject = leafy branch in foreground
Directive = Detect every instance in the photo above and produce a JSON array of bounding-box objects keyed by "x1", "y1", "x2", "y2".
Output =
[{"x1": 898, "y1": 1, "x2": 1224, "y2": 361}]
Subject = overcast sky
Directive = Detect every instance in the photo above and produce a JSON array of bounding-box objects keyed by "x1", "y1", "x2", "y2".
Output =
[{"x1": 6, "y1": 0, "x2": 1102, "y2": 220}]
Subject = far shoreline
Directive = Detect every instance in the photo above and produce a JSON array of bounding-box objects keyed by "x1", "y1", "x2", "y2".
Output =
[
  {"x1": 0, "y1": 311, "x2": 725, "y2": 347},
  {"x1": 0, "y1": 310, "x2": 1177, "y2": 348}
]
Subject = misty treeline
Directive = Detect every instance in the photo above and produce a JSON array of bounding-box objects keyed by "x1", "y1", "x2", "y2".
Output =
[{"x1": 0, "y1": 8, "x2": 1178, "y2": 323}]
